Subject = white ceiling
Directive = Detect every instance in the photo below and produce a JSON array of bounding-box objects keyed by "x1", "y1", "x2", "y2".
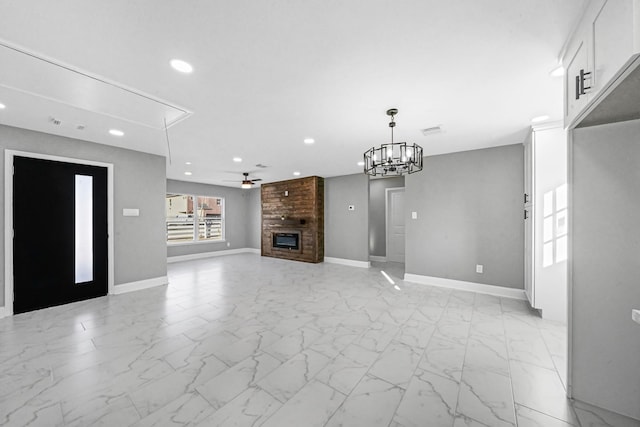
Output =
[{"x1": 0, "y1": 0, "x2": 584, "y2": 187}]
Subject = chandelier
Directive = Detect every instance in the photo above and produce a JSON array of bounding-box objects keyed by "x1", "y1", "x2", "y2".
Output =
[{"x1": 363, "y1": 109, "x2": 423, "y2": 176}]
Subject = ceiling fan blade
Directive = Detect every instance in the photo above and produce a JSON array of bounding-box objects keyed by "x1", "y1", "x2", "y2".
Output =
[{"x1": 251, "y1": 178, "x2": 263, "y2": 182}]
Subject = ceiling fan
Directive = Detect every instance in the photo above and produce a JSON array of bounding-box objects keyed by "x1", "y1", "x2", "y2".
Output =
[{"x1": 224, "y1": 172, "x2": 262, "y2": 189}]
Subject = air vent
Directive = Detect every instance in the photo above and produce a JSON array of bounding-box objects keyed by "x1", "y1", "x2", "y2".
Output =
[
  {"x1": 76, "y1": 124, "x2": 85, "y2": 130},
  {"x1": 421, "y1": 126, "x2": 442, "y2": 136},
  {"x1": 49, "y1": 117, "x2": 61, "y2": 126},
  {"x1": 255, "y1": 164, "x2": 268, "y2": 168}
]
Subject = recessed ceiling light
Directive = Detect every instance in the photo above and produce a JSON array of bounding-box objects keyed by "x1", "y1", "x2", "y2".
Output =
[
  {"x1": 0, "y1": 103, "x2": 6, "y2": 109},
  {"x1": 170, "y1": 59, "x2": 193, "y2": 73},
  {"x1": 357, "y1": 161, "x2": 365, "y2": 166},
  {"x1": 531, "y1": 115, "x2": 550, "y2": 123},
  {"x1": 109, "y1": 129, "x2": 124, "y2": 136},
  {"x1": 303, "y1": 138, "x2": 315, "y2": 144},
  {"x1": 293, "y1": 171, "x2": 301, "y2": 176},
  {"x1": 184, "y1": 171, "x2": 192, "y2": 176},
  {"x1": 550, "y1": 66, "x2": 565, "y2": 77},
  {"x1": 185, "y1": 161, "x2": 192, "y2": 165},
  {"x1": 233, "y1": 157, "x2": 242, "y2": 162}
]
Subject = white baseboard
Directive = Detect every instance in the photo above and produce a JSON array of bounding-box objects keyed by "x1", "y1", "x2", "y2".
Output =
[
  {"x1": 112, "y1": 276, "x2": 168, "y2": 295},
  {"x1": 167, "y1": 247, "x2": 260, "y2": 264},
  {"x1": 0, "y1": 306, "x2": 8, "y2": 319},
  {"x1": 324, "y1": 257, "x2": 370, "y2": 268},
  {"x1": 403, "y1": 273, "x2": 526, "y2": 300},
  {"x1": 369, "y1": 256, "x2": 387, "y2": 262}
]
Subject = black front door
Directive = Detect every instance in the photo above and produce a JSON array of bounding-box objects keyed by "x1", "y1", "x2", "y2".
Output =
[{"x1": 13, "y1": 156, "x2": 108, "y2": 314}]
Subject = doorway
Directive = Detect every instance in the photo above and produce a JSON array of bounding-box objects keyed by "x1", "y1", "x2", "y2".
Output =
[
  {"x1": 386, "y1": 187, "x2": 405, "y2": 263},
  {"x1": 5, "y1": 151, "x2": 114, "y2": 315}
]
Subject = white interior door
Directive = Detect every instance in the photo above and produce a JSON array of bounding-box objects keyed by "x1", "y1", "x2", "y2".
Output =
[{"x1": 386, "y1": 188, "x2": 405, "y2": 263}]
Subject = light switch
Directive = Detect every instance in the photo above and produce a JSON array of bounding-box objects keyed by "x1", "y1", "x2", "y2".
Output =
[
  {"x1": 411, "y1": 211, "x2": 418, "y2": 219},
  {"x1": 476, "y1": 264, "x2": 483, "y2": 273},
  {"x1": 123, "y1": 208, "x2": 139, "y2": 217},
  {"x1": 348, "y1": 205, "x2": 355, "y2": 211}
]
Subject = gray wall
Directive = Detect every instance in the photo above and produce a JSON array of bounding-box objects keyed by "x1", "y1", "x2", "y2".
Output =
[
  {"x1": 405, "y1": 144, "x2": 524, "y2": 289},
  {"x1": 571, "y1": 120, "x2": 640, "y2": 420},
  {"x1": 325, "y1": 174, "x2": 369, "y2": 262},
  {"x1": 166, "y1": 180, "x2": 258, "y2": 257},
  {"x1": 245, "y1": 188, "x2": 261, "y2": 249},
  {"x1": 0, "y1": 124, "x2": 167, "y2": 306},
  {"x1": 368, "y1": 176, "x2": 404, "y2": 257}
]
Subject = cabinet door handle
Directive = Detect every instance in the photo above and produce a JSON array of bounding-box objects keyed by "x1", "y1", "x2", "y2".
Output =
[
  {"x1": 524, "y1": 193, "x2": 529, "y2": 204},
  {"x1": 524, "y1": 209, "x2": 529, "y2": 220},
  {"x1": 576, "y1": 69, "x2": 592, "y2": 99}
]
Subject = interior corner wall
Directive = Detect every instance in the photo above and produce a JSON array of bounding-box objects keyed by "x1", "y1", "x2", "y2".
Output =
[
  {"x1": 0, "y1": 124, "x2": 167, "y2": 306},
  {"x1": 245, "y1": 187, "x2": 261, "y2": 249},
  {"x1": 166, "y1": 180, "x2": 256, "y2": 257},
  {"x1": 368, "y1": 176, "x2": 404, "y2": 257},
  {"x1": 570, "y1": 120, "x2": 640, "y2": 420},
  {"x1": 405, "y1": 144, "x2": 524, "y2": 289},
  {"x1": 324, "y1": 173, "x2": 369, "y2": 262}
]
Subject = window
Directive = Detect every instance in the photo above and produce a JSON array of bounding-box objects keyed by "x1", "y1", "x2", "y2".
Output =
[
  {"x1": 166, "y1": 193, "x2": 224, "y2": 243},
  {"x1": 542, "y1": 184, "x2": 568, "y2": 267}
]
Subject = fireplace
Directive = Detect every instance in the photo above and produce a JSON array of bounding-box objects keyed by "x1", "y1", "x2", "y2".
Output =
[
  {"x1": 272, "y1": 232, "x2": 300, "y2": 250},
  {"x1": 261, "y1": 176, "x2": 323, "y2": 263}
]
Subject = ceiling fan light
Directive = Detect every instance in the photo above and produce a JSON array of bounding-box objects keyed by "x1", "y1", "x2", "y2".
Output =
[{"x1": 241, "y1": 182, "x2": 252, "y2": 189}]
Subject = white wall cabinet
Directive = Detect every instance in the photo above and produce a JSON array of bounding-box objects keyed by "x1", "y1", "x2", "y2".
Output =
[
  {"x1": 523, "y1": 124, "x2": 567, "y2": 322},
  {"x1": 563, "y1": 0, "x2": 638, "y2": 127},
  {"x1": 565, "y1": 38, "x2": 590, "y2": 124},
  {"x1": 591, "y1": 0, "x2": 635, "y2": 95}
]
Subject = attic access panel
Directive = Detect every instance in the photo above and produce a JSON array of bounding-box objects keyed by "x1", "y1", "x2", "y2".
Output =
[{"x1": 0, "y1": 42, "x2": 191, "y2": 130}]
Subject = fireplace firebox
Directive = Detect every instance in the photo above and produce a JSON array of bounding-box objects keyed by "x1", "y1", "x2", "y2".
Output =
[{"x1": 272, "y1": 232, "x2": 300, "y2": 250}]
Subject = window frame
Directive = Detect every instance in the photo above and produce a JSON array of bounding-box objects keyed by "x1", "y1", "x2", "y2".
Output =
[{"x1": 166, "y1": 193, "x2": 226, "y2": 245}]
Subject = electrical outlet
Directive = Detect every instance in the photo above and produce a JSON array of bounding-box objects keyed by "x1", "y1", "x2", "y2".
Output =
[
  {"x1": 476, "y1": 264, "x2": 483, "y2": 273},
  {"x1": 227, "y1": 242, "x2": 231, "y2": 247},
  {"x1": 411, "y1": 211, "x2": 418, "y2": 219}
]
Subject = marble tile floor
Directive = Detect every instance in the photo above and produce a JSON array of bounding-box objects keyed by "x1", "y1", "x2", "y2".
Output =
[{"x1": 1, "y1": 254, "x2": 638, "y2": 427}]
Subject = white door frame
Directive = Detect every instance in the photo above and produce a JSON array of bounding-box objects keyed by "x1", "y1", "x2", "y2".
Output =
[
  {"x1": 385, "y1": 187, "x2": 405, "y2": 262},
  {"x1": 4, "y1": 149, "x2": 115, "y2": 317}
]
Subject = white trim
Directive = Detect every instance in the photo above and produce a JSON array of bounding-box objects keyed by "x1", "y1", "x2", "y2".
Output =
[
  {"x1": 0, "y1": 306, "x2": 7, "y2": 319},
  {"x1": 324, "y1": 257, "x2": 370, "y2": 268},
  {"x1": 369, "y1": 255, "x2": 387, "y2": 262},
  {"x1": 167, "y1": 239, "x2": 228, "y2": 247},
  {"x1": 167, "y1": 247, "x2": 260, "y2": 263},
  {"x1": 112, "y1": 276, "x2": 168, "y2": 295},
  {"x1": 566, "y1": 127, "x2": 575, "y2": 399},
  {"x1": 531, "y1": 120, "x2": 563, "y2": 132},
  {"x1": 4, "y1": 149, "x2": 115, "y2": 317},
  {"x1": 403, "y1": 273, "x2": 526, "y2": 300},
  {"x1": 385, "y1": 187, "x2": 405, "y2": 263}
]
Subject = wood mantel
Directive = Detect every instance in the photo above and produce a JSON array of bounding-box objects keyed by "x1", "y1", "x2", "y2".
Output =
[{"x1": 261, "y1": 176, "x2": 324, "y2": 263}]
